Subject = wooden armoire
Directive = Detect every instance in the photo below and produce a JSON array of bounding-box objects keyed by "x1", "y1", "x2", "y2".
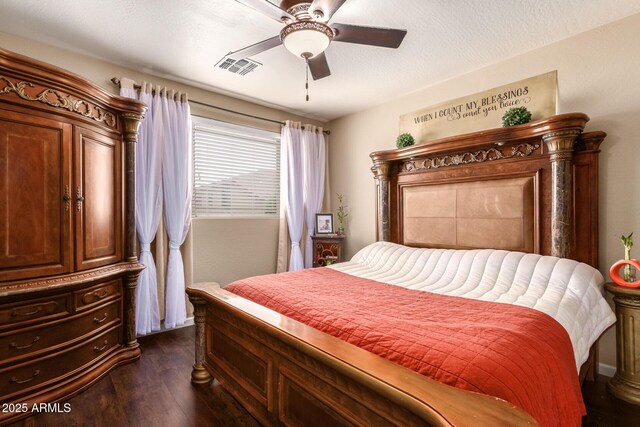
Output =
[{"x1": 0, "y1": 48, "x2": 146, "y2": 424}]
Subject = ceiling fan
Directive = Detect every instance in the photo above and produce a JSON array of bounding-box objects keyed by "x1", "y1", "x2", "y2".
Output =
[{"x1": 229, "y1": 0, "x2": 408, "y2": 81}]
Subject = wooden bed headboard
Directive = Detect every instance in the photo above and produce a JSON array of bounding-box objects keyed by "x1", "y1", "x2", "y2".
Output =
[{"x1": 371, "y1": 113, "x2": 605, "y2": 267}]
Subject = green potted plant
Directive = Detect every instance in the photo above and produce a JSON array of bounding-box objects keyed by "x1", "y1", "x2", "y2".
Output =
[
  {"x1": 502, "y1": 107, "x2": 532, "y2": 127},
  {"x1": 336, "y1": 193, "x2": 348, "y2": 235},
  {"x1": 396, "y1": 133, "x2": 415, "y2": 149}
]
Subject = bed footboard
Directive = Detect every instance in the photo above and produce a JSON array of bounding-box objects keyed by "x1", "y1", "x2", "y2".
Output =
[{"x1": 187, "y1": 283, "x2": 537, "y2": 426}]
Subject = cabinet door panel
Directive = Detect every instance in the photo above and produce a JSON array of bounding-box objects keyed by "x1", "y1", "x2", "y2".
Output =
[
  {"x1": 0, "y1": 110, "x2": 72, "y2": 281},
  {"x1": 75, "y1": 127, "x2": 122, "y2": 270}
]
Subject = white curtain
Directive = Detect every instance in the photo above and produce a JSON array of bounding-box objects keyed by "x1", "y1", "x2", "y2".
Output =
[
  {"x1": 303, "y1": 126, "x2": 326, "y2": 268},
  {"x1": 162, "y1": 91, "x2": 192, "y2": 329},
  {"x1": 120, "y1": 80, "x2": 162, "y2": 336},
  {"x1": 276, "y1": 140, "x2": 290, "y2": 273},
  {"x1": 281, "y1": 122, "x2": 305, "y2": 271}
]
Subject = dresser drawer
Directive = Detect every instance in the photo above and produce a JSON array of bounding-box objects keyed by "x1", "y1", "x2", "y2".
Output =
[
  {"x1": 0, "y1": 326, "x2": 120, "y2": 400},
  {"x1": 0, "y1": 299, "x2": 121, "y2": 365},
  {"x1": 0, "y1": 294, "x2": 70, "y2": 330},
  {"x1": 74, "y1": 279, "x2": 121, "y2": 311}
]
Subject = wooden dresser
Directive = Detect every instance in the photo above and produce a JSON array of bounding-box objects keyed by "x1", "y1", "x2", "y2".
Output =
[{"x1": 0, "y1": 48, "x2": 146, "y2": 424}]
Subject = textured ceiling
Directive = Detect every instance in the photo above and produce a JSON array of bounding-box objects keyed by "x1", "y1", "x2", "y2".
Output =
[{"x1": 1, "y1": 0, "x2": 639, "y2": 121}]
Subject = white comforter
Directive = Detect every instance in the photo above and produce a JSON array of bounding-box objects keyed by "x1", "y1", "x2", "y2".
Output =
[{"x1": 330, "y1": 241, "x2": 616, "y2": 370}]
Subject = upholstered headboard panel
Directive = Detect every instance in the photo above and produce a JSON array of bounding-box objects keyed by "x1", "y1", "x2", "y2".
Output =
[
  {"x1": 370, "y1": 114, "x2": 605, "y2": 267},
  {"x1": 402, "y1": 176, "x2": 535, "y2": 251}
]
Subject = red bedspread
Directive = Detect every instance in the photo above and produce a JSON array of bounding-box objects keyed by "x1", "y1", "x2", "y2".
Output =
[{"x1": 225, "y1": 268, "x2": 585, "y2": 426}]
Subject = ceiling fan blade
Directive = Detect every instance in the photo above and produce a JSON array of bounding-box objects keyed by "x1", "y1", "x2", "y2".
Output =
[
  {"x1": 308, "y1": 0, "x2": 347, "y2": 22},
  {"x1": 235, "y1": 0, "x2": 294, "y2": 22},
  {"x1": 227, "y1": 36, "x2": 282, "y2": 61},
  {"x1": 308, "y1": 52, "x2": 331, "y2": 80},
  {"x1": 331, "y1": 23, "x2": 407, "y2": 48}
]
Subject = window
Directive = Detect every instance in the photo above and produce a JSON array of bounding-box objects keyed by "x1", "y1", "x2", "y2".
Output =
[{"x1": 192, "y1": 116, "x2": 280, "y2": 217}]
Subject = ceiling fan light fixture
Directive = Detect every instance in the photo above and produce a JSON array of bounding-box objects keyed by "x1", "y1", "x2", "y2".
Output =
[{"x1": 280, "y1": 21, "x2": 333, "y2": 58}]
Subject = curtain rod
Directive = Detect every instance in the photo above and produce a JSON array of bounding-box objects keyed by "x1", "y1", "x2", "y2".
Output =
[{"x1": 111, "y1": 77, "x2": 330, "y2": 135}]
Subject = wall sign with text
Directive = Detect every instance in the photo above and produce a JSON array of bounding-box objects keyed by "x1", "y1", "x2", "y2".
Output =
[{"x1": 399, "y1": 71, "x2": 557, "y2": 143}]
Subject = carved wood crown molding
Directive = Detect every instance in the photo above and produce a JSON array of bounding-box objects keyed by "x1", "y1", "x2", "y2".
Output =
[
  {"x1": 371, "y1": 161, "x2": 391, "y2": 179},
  {"x1": 0, "y1": 262, "x2": 144, "y2": 296},
  {"x1": 0, "y1": 75, "x2": 117, "y2": 128},
  {"x1": 370, "y1": 113, "x2": 590, "y2": 165},
  {"x1": 403, "y1": 143, "x2": 540, "y2": 172}
]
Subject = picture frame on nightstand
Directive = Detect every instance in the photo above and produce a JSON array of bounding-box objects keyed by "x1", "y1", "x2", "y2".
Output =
[{"x1": 316, "y1": 213, "x2": 334, "y2": 234}]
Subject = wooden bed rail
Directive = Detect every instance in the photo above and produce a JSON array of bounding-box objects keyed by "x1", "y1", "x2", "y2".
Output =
[{"x1": 187, "y1": 283, "x2": 537, "y2": 426}]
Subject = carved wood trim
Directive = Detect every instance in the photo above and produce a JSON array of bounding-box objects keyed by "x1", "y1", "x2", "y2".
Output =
[
  {"x1": 0, "y1": 263, "x2": 144, "y2": 296},
  {"x1": 371, "y1": 161, "x2": 391, "y2": 241},
  {"x1": 0, "y1": 75, "x2": 117, "y2": 128},
  {"x1": 612, "y1": 294, "x2": 640, "y2": 308},
  {"x1": 578, "y1": 131, "x2": 606, "y2": 152},
  {"x1": 402, "y1": 142, "x2": 539, "y2": 172},
  {"x1": 121, "y1": 113, "x2": 144, "y2": 262},
  {"x1": 370, "y1": 113, "x2": 589, "y2": 164},
  {"x1": 543, "y1": 129, "x2": 581, "y2": 258},
  {"x1": 189, "y1": 293, "x2": 213, "y2": 385}
]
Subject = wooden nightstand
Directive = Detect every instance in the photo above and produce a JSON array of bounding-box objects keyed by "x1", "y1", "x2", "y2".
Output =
[
  {"x1": 311, "y1": 235, "x2": 345, "y2": 267},
  {"x1": 606, "y1": 283, "x2": 640, "y2": 404}
]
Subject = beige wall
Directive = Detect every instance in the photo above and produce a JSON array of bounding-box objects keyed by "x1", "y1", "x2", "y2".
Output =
[
  {"x1": 0, "y1": 31, "x2": 326, "y2": 290},
  {"x1": 328, "y1": 13, "x2": 640, "y2": 368},
  {"x1": 192, "y1": 218, "x2": 280, "y2": 286}
]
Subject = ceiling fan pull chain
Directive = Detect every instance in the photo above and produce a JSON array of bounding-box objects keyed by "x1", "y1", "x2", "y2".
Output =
[{"x1": 305, "y1": 57, "x2": 310, "y2": 102}]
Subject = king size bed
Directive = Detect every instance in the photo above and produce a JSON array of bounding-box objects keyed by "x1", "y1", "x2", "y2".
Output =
[{"x1": 186, "y1": 113, "x2": 615, "y2": 426}]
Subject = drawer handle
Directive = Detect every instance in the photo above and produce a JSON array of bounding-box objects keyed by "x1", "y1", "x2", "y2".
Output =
[
  {"x1": 93, "y1": 313, "x2": 109, "y2": 324},
  {"x1": 83, "y1": 289, "x2": 111, "y2": 304},
  {"x1": 76, "y1": 187, "x2": 84, "y2": 211},
  {"x1": 11, "y1": 306, "x2": 43, "y2": 318},
  {"x1": 92, "y1": 289, "x2": 110, "y2": 299},
  {"x1": 9, "y1": 336, "x2": 41, "y2": 350},
  {"x1": 93, "y1": 340, "x2": 108, "y2": 353},
  {"x1": 10, "y1": 370, "x2": 40, "y2": 384},
  {"x1": 63, "y1": 185, "x2": 71, "y2": 212}
]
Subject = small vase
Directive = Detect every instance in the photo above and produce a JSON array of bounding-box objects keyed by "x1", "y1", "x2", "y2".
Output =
[
  {"x1": 337, "y1": 225, "x2": 344, "y2": 235},
  {"x1": 624, "y1": 265, "x2": 637, "y2": 282},
  {"x1": 610, "y1": 259, "x2": 640, "y2": 288},
  {"x1": 624, "y1": 248, "x2": 635, "y2": 282}
]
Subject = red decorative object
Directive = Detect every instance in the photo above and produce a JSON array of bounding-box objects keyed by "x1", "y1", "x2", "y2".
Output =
[{"x1": 610, "y1": 259, "x2": 640, "y2": 288}]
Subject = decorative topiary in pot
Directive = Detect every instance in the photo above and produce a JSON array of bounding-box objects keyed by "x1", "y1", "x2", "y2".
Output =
[
  {"x1": 396, "y1": 133, "x2": 415, "y2": 149},
  {"x1": 502, "y1": 107, "x2": 532, "y2": 127}
]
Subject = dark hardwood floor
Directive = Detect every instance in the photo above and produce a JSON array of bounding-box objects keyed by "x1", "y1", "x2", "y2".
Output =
[
  {"x1": 581, "y1": 374, "x2": 640, "y2": 427},
  {"x1": 10, "y1": 326, "x2": 259, "y2": 427},
  {"x1": 9, "y1": 326, "x2": 640, "y2": 426}
]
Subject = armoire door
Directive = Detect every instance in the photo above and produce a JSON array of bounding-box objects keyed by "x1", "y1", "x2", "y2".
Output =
[
  {"x1": 0, "y1": 109, "x2": 73, "y2": 281},
  {"x1": 74, "y1": 127, "x2": 122, "y2": 271}
]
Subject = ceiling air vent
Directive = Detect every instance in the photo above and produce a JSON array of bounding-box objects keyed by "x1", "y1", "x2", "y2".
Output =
[{"x1": 216, "y1": 56, "x2": 262, "y2": 76}]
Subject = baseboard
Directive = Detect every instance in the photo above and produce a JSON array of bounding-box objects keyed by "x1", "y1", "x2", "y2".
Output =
[
  {"x1": 599, "y1": 362, "x2": 616, "y2": 378},
  {"x1": 172, "y1": 316, "x2": 195, "y2": 329},
  {"x1": 138, "y1": 316, "x2": 195, "y2": 337}
]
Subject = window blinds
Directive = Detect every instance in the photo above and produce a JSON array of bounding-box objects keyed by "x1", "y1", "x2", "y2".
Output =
[{"x1": 192, "y1": 116, "x2": 280, "y2": 217}]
